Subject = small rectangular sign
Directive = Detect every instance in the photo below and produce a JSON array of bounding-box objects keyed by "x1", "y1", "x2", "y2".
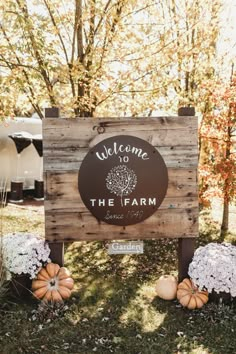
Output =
[{"x1": 108, "y1": 241, "x2": 144, "y2": 254}]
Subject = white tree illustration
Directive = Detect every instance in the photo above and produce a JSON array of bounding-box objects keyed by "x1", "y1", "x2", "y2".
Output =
[{"x1": 106, "y1": 165, "x2": 137, "y2": 206}]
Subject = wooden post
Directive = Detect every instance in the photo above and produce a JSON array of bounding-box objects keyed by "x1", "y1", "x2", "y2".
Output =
[
  {"x1": 45, "y1": 107, "x2": 60, "y2": 118},
  {"x1": 48, "y1": 242, "x2": 64, "y2": 266},
  {"x1": 178, "y1": 106, "x2": 196, "y2": 281},
  {"x1": 178, "y1": 238, "x2": 195, "y2": 281},
  {"x1": 178, "y1": 106, "x2": 195, "y2": 116},
  {"x1": 44, "y1": 107, "x2": 64, "y2": 266}
]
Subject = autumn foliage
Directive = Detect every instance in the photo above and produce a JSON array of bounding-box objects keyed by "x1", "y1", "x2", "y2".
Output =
[
  {"x1": 0, "y1": 0, "x2": 221, "y2": 118},
  {"x1": 199, "y1": 77, "x2": 236, "y2": 207}
]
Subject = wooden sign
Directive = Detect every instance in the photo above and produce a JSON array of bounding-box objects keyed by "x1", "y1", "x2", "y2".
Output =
[
  {"x1": 78, "y1": 135, "x2": 168, "y2": 226},
  {"x1": 43, "y1": 116, "x2": 198, "y2": 243}
]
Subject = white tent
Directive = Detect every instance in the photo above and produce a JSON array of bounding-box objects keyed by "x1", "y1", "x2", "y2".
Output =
[{"x1": 0, "y1": 117, "x2": 42, "y2": 191}]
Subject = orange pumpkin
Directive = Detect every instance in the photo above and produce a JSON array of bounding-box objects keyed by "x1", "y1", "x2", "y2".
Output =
[
  {"x1": 177, "y1": 278, "x2": 208, "y2": 309},
  {"x1": 32, "y1": 263, "x2": 74, "y2": 302}
]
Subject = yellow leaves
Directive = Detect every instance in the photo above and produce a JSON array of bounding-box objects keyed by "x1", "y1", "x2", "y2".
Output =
[{"x1": 0, "y1": 0, "x2": 223, "y2": 118}]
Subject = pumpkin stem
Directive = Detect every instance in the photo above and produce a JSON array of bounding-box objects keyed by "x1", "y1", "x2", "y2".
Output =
[{"x1": 50, "y1": 279, "x2": 56, "y2": 286}]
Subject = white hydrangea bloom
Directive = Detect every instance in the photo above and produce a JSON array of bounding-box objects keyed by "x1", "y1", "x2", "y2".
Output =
[
  {"x1": 188, "y1": 242, "x2": 236, "y2": 296},
  {"x1": 2, "y1": 233, "x2": 51, "y2": 279}
]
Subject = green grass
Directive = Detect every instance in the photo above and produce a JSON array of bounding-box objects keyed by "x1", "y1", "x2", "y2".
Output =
[
  {"x1": 0, "y1": 203, "x2": 44, "y2": 236},
  {"x1": 0, "y1": 203, "x2": 235, "y2": 354}
]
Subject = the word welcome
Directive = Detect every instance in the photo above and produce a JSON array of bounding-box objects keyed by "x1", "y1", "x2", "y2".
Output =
[{"x1": 96, "y1": 142, "x2": 149, "y2": 161}]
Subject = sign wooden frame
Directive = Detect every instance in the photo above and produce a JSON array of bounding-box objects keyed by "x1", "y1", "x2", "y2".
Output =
[{"x1": 43, "y1": 108, "x2": 198, "y2": 280}]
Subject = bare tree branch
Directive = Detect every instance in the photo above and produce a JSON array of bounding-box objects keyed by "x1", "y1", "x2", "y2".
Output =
[
  {"x1": 16, "y1": 0, "x2": 56, "y2": 106},
  {"x1": 42, "y1": 0, "x2": 76, "y2": 101}
]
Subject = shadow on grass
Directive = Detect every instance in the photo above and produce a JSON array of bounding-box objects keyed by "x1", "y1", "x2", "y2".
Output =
[
  {"x1": 57, "y1": 239, "x2": 236, "y2": 354},
  {"x1": 1, "y1": 212, "x2": 236, "y2": 354}
]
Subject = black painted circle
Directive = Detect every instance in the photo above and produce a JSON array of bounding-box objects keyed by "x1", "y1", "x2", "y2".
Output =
[{"x1": 79, "y1": 135, "x2": 168, "y2": 226}]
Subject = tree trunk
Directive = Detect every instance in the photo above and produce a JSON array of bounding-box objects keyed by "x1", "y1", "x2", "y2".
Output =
[
  {"x1": 221, "y1": 197, "x2": 229, "y2": 233},
  {"x1": 220, "y1": 124, "x2": 231, "y2": 235}
]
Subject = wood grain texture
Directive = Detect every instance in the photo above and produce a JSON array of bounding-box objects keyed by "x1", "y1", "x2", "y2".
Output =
[
  {"x1": 43, "y1": 145, "x2": 198, "y2": 171},
  {"x1": 45, "y1": 207, "x2": 198, "y2": 242},
  {"x1": 43, "y1": 117, "x2": 198, "y2": 242},
  {"x1": 43, "y1": 117, "x2": 198, "y2": 147},
  {"x1": 45, "y1": 169, "x2": 197, "y2": 207}
]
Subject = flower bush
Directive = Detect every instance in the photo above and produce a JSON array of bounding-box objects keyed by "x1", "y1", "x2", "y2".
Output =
[
  {"x1": 2, "y1": 233, "x2": 50, "y2": 279},
  {"x1": 188, "y1": 243, "x2": 236, "y2": 296}
]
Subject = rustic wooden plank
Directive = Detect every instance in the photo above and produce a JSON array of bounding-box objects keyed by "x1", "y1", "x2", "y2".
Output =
[
  {"x1": 43, "y1": 116, "x2": 198, "y2": 133},
  {"x1": 45, "y1": 197, "x2": 198, "y2": 213},
  {"x1": 89, "y1": 130, "x2": 197, "y2": 149},
  {"x1": 43, "y1": 145, "x2": 197, "y2": 158},
  {"x1": 43, "y1": 116, "x2": 198, "y2": 243},
  {"x1": 44, "y1": 169, "x2": 197, "y2": 203},
  {"x1": 44, "y1": 207, "x2": 198, "y2": 242},
  {"x1": 43, "y1": 145, "x2": 198, "y2": 171},
  {"x1": 43, "y1": 117, "x2": 198, "y2": 150},
  {"x1": 43, "y1": 129, "x2": 197, "y2": 149},
  {"x1": 44, "y1": 107, "x2": 65, "y2": 266}
]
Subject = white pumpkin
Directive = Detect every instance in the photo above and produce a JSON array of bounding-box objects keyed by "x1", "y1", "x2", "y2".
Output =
[{"x1": 155, "y1": 275, "x2": 178, "y2": 300}]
